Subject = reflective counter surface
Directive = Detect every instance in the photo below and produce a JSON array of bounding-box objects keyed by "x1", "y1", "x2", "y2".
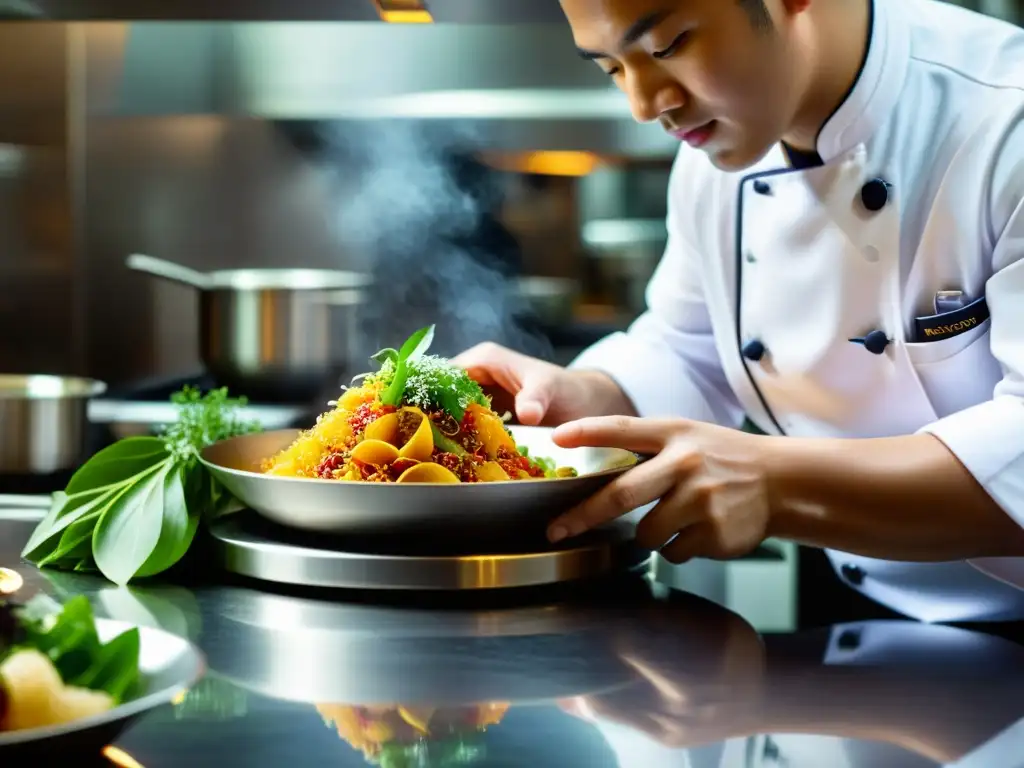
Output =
[{"x1": 3, "y1": 513, "x2": 1024, "y2": 768}]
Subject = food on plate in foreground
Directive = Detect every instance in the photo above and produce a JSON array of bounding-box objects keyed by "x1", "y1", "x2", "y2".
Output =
[
  {"x1": 263, "y1": 326, "x2": 578, "y2": 483},
  {"x1": 317, "y1": 701, "x2": 509, "y2": 766},
  {"x1": 0, "y1": 595, "x2": 141, "y2": 733}
]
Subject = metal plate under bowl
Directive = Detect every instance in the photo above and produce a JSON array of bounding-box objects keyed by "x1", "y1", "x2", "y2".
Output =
[{"x1": 209, "y1": 512, "x2": 651, "y2": 591}]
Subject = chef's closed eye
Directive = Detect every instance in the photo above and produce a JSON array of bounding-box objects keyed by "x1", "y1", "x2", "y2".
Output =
[{"x1": 652, "y1": 30, "x2": 692, "y2": 59}]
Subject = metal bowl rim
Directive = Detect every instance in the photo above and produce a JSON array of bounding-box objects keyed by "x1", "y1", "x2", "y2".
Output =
[
  {"x1": 0, "y1": 375, "x2": 107, "y2": 401},
  {"x1": 199, "y1": 427, "x2": 641, "y2": 488},
  {"x1": 204, "y1": 268, "x2": 372, "y2": 291}
]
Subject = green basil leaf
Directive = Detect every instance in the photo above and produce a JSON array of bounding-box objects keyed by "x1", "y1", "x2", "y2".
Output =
[
  {"x1": 436, "y1": 387, "x2": 467, "y2": 423},
  {"x1": 399, "y1": 324, "x2": 435, "y2": 362},
  {"x1": 371, "y1": 347, "x2": 399, "y2": 365},
  {"x1": 93, "y1": 462, "x2": 171, "y2": 586},
  {"x1": 135, "y1": 464, "x2": 197, "y2": 579},
  {"x1": 70, "y1": 627, "x2": 140, "y2": 704},
  {"x1": 65, "y1": 436, "x2": 169, "y2": 495},
  {"x1": 380, "y1": 358, "x2": 409, "y2": 407},
  {"x1": 17, "y1": 595, "x2": 102, "y2": 684},
  {"x1": 23, "y1": 487, "x2": 121, "y2": 563}
]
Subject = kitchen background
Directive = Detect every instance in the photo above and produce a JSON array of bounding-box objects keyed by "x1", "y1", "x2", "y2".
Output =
[{"x1": 0, "y1": 0, "x2": 1018, "y2": 631}]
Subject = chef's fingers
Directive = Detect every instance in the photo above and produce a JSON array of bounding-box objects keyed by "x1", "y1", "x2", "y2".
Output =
[
  {"x1": 634, "y1": 481, "x2": 703, "y2": 551},
  {"x1": 658, "y1": 524, "x2": 713, "y2": 565},
  {"x1": 552, "y1": 415, "x2": 676, "y2": 454},
  {"x1": 547, "y1": 454, "x2": 677, "y2": 543},
  {"x1": 451, "y1": 343, "x2": 522, "y2": 390}
]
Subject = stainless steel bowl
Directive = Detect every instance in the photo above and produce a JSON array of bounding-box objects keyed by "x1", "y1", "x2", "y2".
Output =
[
  {"x1": 0, "y1": 375, "x2": 107, "y2": 474},
  {"x1": 199, "y1": 425, "x2": 640, "y2": 537}
]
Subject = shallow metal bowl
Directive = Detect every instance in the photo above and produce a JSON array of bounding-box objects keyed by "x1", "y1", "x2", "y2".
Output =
[
  {"x1": 0, "y1": 618, "x2": 205, "y2": 758},
  {"x1": 199, "y1": 425, "x2": 639, "y2": 536}
]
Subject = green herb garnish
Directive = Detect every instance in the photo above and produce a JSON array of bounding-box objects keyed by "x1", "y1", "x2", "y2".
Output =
[
  {"x1": 367, "y1": 325, "x2": 489, "y2": 422},
  {"x1": 9, "y1": 594, "x2": 141, "y2": 705},
  {"x1": 22, "y1": 387, "x2": 260, "y2": 586}
]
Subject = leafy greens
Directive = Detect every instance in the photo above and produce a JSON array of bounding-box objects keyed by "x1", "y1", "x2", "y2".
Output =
[
  {"x1": 22, "y1": 387, "x2": 260, "y2": 586},
  {"x1": 367, "y1": 325, "x2": 489, "y2": 422},
  {"x1": 3, "y1": 594, "x2": 141, "y2": 705}
]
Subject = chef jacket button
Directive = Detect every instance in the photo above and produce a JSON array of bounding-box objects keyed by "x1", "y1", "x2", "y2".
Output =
[
  {"x1": 753, "y1": 179, "x2": 771, "y2": 195},
  {"x1": 837, "y1": 629, "x2": 862, "y2": 651},
  {"x1": 849, "y1": 329, "x2": 890, "y2": 355},
  {"x1": 840, "y1": 563, "x2": 866, "y2": 586},
  {"x1": 860, "y1": 178, "x2": 891, "y2": 212},
  {"x1": 741, "y1": 339, "x2": 766, "y2": 362}
]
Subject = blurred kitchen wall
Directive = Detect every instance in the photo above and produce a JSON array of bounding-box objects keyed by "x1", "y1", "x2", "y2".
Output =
[{"x1": 0, "y1": 0, "x2": 1021, "y2": 387}]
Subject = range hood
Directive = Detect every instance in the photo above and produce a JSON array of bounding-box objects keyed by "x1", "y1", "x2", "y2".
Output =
[
  {"x1": 4, "y1": 0, "x2": 567, "y2": 22},
  {"x1": 84, "y1": 21, "x2": 679, "y2": 157}
]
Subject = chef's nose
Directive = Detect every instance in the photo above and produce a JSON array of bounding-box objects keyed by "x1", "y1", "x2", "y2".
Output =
[{"x1": 624, "y1": 69, "x2": 686, "y2": 124}]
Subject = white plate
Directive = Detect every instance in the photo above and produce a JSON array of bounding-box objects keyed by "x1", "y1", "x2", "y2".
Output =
[
  {"x1": 200, "y1": 425, "x2": 641, "y2": 536},
  {"x1": 0, "y1": 618, "x2": 205, "y2": 758}
]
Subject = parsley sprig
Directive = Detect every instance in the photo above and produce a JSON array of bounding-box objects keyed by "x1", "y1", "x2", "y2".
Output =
[{"x1": 22, "y1": 387, "x2": 260, "y2": 586}]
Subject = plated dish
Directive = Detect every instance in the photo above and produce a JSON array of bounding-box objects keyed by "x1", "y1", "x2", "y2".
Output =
[
  {"x1": 262, "y1": 325, "x2": 577, "y2": 484},
  {"x1": 199, "y1": 327, "x2": 640, "y2": 535},
  {"x1": 0, "y1": 594, "x2": 204, "y2": 756}
]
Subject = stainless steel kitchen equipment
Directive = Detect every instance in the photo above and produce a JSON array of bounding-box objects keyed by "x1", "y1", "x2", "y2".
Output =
[
  {"x1": 210, "y1": 511, "x2": 648, "y2": 591},
  {"x1": 0, "y1": 374, "x2": 106, "y2": 474},
  {"x1": 126, "y1": 254, "x2": 370, "y2": 401},
  {"x1": 199, "y1": 425, "x2": 640, "y2": 537},
  {"x1": 514, "y1": 276, "x2": 579, "y2": 327}
]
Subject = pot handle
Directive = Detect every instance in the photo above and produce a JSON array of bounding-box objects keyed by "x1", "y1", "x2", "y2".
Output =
[{"x1": 126, "y1": 253, "x2": 211, "y2": 290}]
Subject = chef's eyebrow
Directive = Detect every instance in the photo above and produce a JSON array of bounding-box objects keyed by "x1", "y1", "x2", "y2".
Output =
[{"x1": 576, "y1": 9, "x2": 672, "y2": 60}]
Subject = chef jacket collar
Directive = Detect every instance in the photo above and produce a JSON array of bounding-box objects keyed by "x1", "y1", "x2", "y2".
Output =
[{"x1": 815, "y1": 0, "x2": 910, "y2": 163}]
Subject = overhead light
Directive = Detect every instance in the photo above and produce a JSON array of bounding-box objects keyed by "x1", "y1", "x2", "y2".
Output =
[
  {"x1": 487, "y1": 151, "x2": 603, "y2": 177},
  {"x1": 371, "y1": 0, "x2": 433, "y2": 23}
]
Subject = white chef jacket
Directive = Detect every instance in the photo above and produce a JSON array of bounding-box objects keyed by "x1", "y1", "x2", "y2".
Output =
[{"x1": 571, "y1": 0, "x2": 1024, "y2": 622}]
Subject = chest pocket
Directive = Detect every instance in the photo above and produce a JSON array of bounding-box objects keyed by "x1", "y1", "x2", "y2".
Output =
[{"x1": 904, "y1": 318, "x2": 1002, "y2": 418}]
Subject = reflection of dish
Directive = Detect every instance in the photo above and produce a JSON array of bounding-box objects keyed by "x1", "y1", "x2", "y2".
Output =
[
  {"x1": 200, "y1": 588, "x2": 638, "y2": 707},
  {"x1": 0, "y1": 619, "x2": 204, "y2": 759},
  {"x1": 317, "y1": 703, "x2": 509, "y2": 766}
]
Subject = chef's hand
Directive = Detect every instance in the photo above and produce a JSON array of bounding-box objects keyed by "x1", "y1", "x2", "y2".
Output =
[
  {"x1": 452, "y1": 343, "x2": 636, "y2": 426},
  {"x1": 548, "y1": 416, "x2": 772, "y2": 558}
]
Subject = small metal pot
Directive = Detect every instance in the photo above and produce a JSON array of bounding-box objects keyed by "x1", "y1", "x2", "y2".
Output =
[
  {"x1": 127, "y1": 254, "x2": 369, "y2": 401},
  {"x1": 0, "y1": 375, "x2": 107, "y2": 474}
]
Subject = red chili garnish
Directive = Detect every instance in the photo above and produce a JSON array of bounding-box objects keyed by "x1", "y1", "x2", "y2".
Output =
[
  {"x1": 347, "y1": 403, "x2": 396, "y2": 435},
  {"x1": 316, "y1": 452, "x2": 347, "y2": 478},
  {"x1": 389, "y1": 457, "x2": 419, "y2": 478}
]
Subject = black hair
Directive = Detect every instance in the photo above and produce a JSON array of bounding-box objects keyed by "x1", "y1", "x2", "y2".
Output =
[{"x1": 739, "y1": 0, "x2": 773, "y2": 31}]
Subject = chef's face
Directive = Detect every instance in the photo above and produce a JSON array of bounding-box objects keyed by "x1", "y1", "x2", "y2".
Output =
[{"x1": 560, "y1": 0, "x2": 810, "y2": 171}]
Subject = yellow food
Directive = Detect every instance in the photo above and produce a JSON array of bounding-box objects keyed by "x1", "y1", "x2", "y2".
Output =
[
  {"x1": 0, "y1": 649, "x2": 114, "y2": 732},
  {"x1": 396, "y1": 462, "x2": 460, "y2": 484},
  {"x1": 260, "y1": 334, "x2": 578, "y2": 483}
]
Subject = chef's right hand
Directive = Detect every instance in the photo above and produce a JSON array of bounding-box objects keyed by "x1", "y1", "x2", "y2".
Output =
[{"x1": 452, "y1": 342, "x2": 635, "y2": 426}]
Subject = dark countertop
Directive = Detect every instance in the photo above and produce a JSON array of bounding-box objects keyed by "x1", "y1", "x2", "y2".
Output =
[{"x1": 3, "y1": 514, "x2": 1024, "y2": 768}]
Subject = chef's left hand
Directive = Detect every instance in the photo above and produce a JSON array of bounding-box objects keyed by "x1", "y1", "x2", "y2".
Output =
[{"x1": 548, "y1": 417, "x2": 773, "y2": 561}]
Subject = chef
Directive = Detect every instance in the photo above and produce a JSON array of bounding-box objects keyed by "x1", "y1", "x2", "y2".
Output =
[{"x1": 455, "y1": 0, "x2": 1024, "y2": 623}]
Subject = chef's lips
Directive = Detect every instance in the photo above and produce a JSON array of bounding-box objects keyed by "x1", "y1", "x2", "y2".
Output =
[{"x1": 323, "y1": 122, "x2": 554, "y2": 362}]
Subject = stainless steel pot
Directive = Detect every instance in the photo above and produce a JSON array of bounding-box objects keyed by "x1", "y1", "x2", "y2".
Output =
[
  {"x1": 515, "y1": 276, "x2": 579, "y2": 327},
  {"x1": 127, "y1": 254, "x2": 369, "y2": 401},
  {"x1": 0, "y1": 374, "x2": 107, "y2": 474}
]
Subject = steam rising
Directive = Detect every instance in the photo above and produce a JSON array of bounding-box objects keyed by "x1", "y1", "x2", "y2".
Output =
[{"x1": 322, "y1": 121, "x2": 554, "y2": 362}]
